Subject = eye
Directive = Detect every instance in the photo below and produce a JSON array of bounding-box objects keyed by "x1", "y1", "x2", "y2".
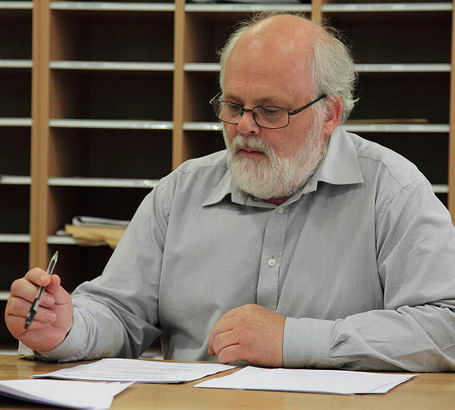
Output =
[
  {"x1": 225, "y1": 102, "x2": 242, "y2": 114},
  {"x1": 260, "y1": 106, "x2": 284, "y2": 116}
]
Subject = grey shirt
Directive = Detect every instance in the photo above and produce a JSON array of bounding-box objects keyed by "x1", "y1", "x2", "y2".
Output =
[{"x1": 37, "y1": 127, "x2": 455, "y2": 371}]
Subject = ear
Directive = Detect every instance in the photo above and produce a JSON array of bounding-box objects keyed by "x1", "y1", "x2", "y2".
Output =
[{"x1": 322, "y1": 95, "x2": 343, "y2": 140}]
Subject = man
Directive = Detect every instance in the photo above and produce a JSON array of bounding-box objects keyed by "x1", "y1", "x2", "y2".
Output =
[{"x1": 5, "y1": 13, "x2": 455, "y2": 371}]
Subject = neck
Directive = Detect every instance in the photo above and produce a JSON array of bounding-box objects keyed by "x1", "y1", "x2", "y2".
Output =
[{"x1": 264, "y1": 197, "x2": 289, "y2": 206}]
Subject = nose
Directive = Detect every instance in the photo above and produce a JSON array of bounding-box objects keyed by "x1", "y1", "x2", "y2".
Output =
[{"x1": 236, "y1": 109, "x2": 260, "y2": 135}]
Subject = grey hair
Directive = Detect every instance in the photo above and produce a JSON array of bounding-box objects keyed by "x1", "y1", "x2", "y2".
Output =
[{"x1": 218, "y1": 12, "x2": 358, "y2": 123}]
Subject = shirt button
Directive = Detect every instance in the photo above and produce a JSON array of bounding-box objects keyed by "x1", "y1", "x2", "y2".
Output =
[
  {"x1": 276, "y1": 207, "x2": 284, "y2": 215},
  {"x1": 267, "y1": 257, "x2": 276, "y2": 267}
]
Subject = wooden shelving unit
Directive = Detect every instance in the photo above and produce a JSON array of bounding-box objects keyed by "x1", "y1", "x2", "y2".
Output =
[{"x1": 0, "y1": 0, "x2": 453, "y2": 348}]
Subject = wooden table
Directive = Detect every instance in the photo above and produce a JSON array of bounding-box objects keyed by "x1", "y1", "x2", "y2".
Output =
[{"x1": 1, "y1": 354, "x2": 455, "y2": 409}]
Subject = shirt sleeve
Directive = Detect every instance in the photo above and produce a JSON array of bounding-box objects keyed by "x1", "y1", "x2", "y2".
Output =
[
  {"x1": 33, "y1": 181, "x2": 172, "y2": 362},
  {"x1": 283, "y1": 177, "x2": 455, "y2": 371}
]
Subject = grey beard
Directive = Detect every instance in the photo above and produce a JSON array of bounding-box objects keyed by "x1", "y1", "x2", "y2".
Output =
[{"x1": 224, "y1": 123, "x2": 328, "y2": 200}]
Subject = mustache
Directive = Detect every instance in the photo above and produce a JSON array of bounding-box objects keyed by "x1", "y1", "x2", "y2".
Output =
[{"x1": 230, "y1": 135, "x2": 271, "y2": 157}]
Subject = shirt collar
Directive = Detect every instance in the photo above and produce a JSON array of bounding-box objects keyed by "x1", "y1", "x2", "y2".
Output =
[
  {"x1": 203, "y1": 126, "x2": 364, "y2": 207},
  {"x1": 302, "y1": 126, "x2": 364, "y2": 194}
]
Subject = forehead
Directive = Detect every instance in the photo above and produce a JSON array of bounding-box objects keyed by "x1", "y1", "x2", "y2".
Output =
[{"x1": 223, "y1": 31, "x2": 315, "y2": 104}]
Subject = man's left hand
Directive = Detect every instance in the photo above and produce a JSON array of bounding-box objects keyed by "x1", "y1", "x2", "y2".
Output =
[{"x1": 208, "y1": 304, "x2": 285, "y2": 367}]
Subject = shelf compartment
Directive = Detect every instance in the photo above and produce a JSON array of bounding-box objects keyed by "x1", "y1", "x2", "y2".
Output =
[
  {"x1": 0, "y1": 127, "x2": 30, "y2": 175},
  {"x1": 0, "y1": 4, "x2": 31, "y2": 60},
  {"x1": 47, "y1": 244, "x2": 114, "y2": 293},
  {"x1": 48, "y1": 128, "x2": 171, "y2": 179},
  {"x1": 183, "y1": 10, "x2": 313, "y2": 63},
  {"x1": 183, "y1": 71, "x2": 220, "y2": 122},
  {"x1": 47, "y1": 186, "x2": 150, "y2": 238},
  {"x1": 323, "y1": 9, "x2": 452, "y2": 64},
  {"x1": 360, "y1": 132, "x2": 448, "y2": 185},
  {"x1": 50, "y1": 70, "x2": 173, "y2": 120},
  {"x1": 182, "y1": 129, "x2": 226, "y2": 160},
  {"x1": 0, "y1": 185, "x2": 29, "y2": 233},
  {"x1": 0, "y1": 242, "x2": 28, "y2": 289},
  {"x1": 50, "y1": 5, "x2": 174, "y2": 62},
  {"x1": 0, "y1": 70, "x2": 31, "y2": 117},
  {"x1": 352, "y1": 72, "x2": 450, "y2": 124}
]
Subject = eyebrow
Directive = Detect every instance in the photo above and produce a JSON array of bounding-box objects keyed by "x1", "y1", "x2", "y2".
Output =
[{"x1": 222, "y1": 93, "x2": 288, "y2": 108}]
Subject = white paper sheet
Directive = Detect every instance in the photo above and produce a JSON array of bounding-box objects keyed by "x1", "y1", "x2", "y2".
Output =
[
  {"x1": 194, "y1": 366, "x2": 415, "y2": 395},
  {"x1": 33, "y1": 358, "x2": 235, "y2": 383},
  {"x1": 0, "y1": 379, "x2": 133, "y2": 409}
]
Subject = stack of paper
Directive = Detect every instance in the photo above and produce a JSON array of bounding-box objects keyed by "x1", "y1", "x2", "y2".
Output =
[
  {"x1": 0, "y1": 379, "x2": 132, "y2": 410},
  {"x1": 33, "y1": 358, "x2": 235, "y2": 383},
  {"x1": 195, "y1": 366, "x2": 415, "y2": 395}
]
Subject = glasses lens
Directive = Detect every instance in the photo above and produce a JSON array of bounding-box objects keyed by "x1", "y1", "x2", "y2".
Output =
[
  {"x1": 254, "y1": 106, "x2": 288, "y2": 128},
  {"x1": 210, "y1": 98, "x2": 289, "y2": 129},
  {"x1": 217, "y1": 101, "x2": 242, "y2": 123}
]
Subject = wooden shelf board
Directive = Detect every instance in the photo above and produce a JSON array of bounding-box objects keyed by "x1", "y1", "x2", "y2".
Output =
[
  {"x1": 322, "y1": 3, "x2": 453, "y2": 13},
  {"x1": 0, "y1": 59, "x2": 32, "y2": 68},
  {"x1": 183, "y1": 63, "x2": 451, "y2": 73},
  {"x1": 0, "y1": 175, "x2": 31, "y2": 185},
  {"x1": 0, "y1": 234, "x2": 30, "y2": 243},
  {"x1": 343, "y1": 123, "x2": 450, "y2": 133},
  {"x1": 182, "y1": 122, "x2": 449, "y2": 133},
  {"x1": 185, "y1": 4, "x2": 312, "y2": 12},
  {"x1": 0, "y1": 118, "x2": 32, "y2": 126},
  {"x1": 49, "y1": 119, "x2": 173, "y2": 130},
  {"x1": 48, "y1": 177, "x2": 158, "y2": 188},
  {"x1": 0, "y1": 1, "x2": 32, "y2": 9},
  {"x1": 50, "y1": 2, "x2": 175, "y2": 12},
  {"x1": 50, "y1": 61, "x2": 174, "y2": 71},
  {"x1": 47, "y1": 236, "x2": 78, "y2": 245}
]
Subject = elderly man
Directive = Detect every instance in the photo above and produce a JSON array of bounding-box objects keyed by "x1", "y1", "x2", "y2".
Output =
[{"x1": 5, "y1": 13, "x2": 455, "y2": 371}]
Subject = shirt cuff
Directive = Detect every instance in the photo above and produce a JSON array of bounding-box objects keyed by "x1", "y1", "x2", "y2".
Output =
[
  {"x1": 283, "y1": 317, "x2": 340, "y2": 368},
  {"x1": 34, "y1": 311, "x2": 87, "y2": 362}
]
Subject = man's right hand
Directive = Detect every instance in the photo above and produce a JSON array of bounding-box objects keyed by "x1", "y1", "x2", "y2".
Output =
[{"x1": 5, "y1": 268, "x2": 73, "y2": 352}]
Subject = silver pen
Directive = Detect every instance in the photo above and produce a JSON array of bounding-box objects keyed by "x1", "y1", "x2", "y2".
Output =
[{"x1": 24, "y1": 251, "x2": 59, "y2": 329}]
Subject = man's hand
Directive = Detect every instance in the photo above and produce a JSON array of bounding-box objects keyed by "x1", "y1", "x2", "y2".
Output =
[
  {"x1": 208, "y1": 304, "x2": 285, "y2": 367},
  {"x1": 5, "y1": 268, "x2": 73, "y2": 352}
]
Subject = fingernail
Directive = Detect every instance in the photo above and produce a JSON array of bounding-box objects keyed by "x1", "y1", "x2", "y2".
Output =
[{"x1": 40, "y1": 275, "x2": 48, "y2": 284}]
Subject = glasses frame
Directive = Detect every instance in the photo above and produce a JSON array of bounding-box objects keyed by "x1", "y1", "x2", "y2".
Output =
[{"x1": 209, "y1": 92, "x2": 327, "y2": 129}]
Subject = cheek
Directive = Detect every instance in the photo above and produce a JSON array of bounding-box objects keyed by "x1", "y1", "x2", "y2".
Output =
[{"x1": 223, "y1": 124, "x2": 237, "y2": 145}]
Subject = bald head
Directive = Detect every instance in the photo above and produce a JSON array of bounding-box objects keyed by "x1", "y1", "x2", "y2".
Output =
[{"x1": 218, "y1": 12, "x2": 357, "y2": 122}]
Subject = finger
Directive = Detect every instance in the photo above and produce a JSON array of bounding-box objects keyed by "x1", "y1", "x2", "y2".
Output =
[
  {"x1": 5, "y1": 313, "x2": 54, "y2": 337},
  {"x1": 45, "y1": 274, "x2": 71, "y2": 305},
  {"x1": 211, "y1": 328, "x2": 240, "y2": 356},
  {"x1": 208, "y1": 318, "x2": 235, "y2": 355},
  {"x1": 24, "y1": 267, "x2": 52, "y2": 287},
  {"x1": 10, "y1": 278, "x2": 54, "y2": 306},
  {"x1": 6, "y1": 296, "x2": 57, "y2": 323},
  {"x1": 217, "y1": 344, "x2": 245, "y2": 364}
]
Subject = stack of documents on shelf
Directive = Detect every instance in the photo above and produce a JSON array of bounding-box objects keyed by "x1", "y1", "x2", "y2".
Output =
[
  {"x1": 195, "y1": 366, "x2": 415, "y2": 395},
  {"x1": 0, "y1": 379, "x2": 132, "y2": 409},
  {"x1": 33, "y1": 358, "x2": 235, "y2": 383},
  {"x1": 65, "y1": 216, "x2": 130, "y2": 248}
]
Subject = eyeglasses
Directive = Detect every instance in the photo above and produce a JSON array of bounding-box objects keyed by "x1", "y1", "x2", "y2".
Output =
[{"x1": 209, "y1": 92, "x2": 327, "y2": 129}]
